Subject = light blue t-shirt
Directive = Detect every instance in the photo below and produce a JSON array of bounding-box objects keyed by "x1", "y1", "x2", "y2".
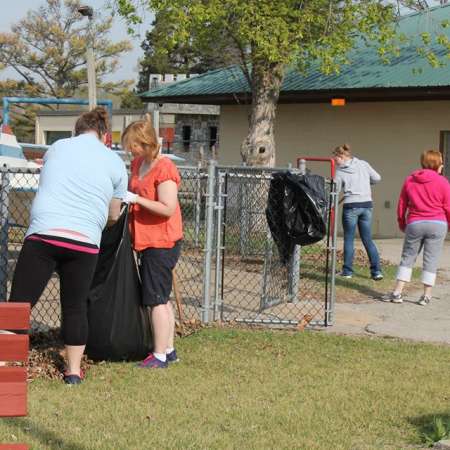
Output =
[{"x1": 27, "y1": 133, "x2": 128, "y2": 246}]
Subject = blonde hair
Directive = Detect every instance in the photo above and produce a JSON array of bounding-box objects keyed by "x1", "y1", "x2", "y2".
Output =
[
  {"x1": 420, "y1": 150, "x2": 442, "y2": 171},
  {"x1": 332, "y1": 143, "x2": 352, "y2": 158},
  {"x1": 121, "y1": 113, "x2": 160, "y2": 160}
]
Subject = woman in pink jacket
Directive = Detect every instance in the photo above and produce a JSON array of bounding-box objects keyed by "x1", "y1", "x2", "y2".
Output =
[{"x1": 383, "y1": 150, "x2": 450, "y2": 305}]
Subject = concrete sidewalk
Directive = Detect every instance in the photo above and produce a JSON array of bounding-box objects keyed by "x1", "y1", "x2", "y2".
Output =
[
  {"x1": 338, "y1": 237, "x2": 450, "y2": 266},
  {"x1": 327, "y1": 239, "x2": 450, "y2": 345}
]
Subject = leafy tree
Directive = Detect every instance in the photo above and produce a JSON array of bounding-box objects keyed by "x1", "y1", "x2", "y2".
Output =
[
  {"x1": 118, "y1": 88, "x2": 145, "y2": 108},
  {"x1": 137, "y1": 11, "x2": 239, "y2": 92},
  {"x1": 116, "y1": 0, "x2": 450, "y2": 166},
  {"x1": 0, "y1": 0, "x2": 132, "y2": 99}
]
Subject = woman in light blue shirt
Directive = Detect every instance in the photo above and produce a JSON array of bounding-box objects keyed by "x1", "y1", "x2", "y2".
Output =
[{"x1": 10, "y1": 108, "x2": 127, "y2": 385}]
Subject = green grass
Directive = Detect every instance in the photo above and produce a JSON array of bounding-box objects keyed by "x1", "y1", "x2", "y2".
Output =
[
  {"x1": 2, "y1": 329, "x2": 450, "y2": 449},
  {"x1": 332, "y1": 264, "x2": 422, "y2": 302}
]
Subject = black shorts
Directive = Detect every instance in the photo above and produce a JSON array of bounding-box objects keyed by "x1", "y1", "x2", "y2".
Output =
[{"x1": 139, "y1": 241, "x2": 182, "y2": 306}]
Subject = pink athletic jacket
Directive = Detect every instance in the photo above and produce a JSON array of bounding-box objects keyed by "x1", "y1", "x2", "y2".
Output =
[{"x1": 397, "y1": 169, "x2": 450, "y2": 231}]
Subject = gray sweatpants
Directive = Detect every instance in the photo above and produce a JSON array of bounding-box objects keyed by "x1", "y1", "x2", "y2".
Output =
[{"x1": 397, "y1": 221, "x2": 447, "y2": 286}]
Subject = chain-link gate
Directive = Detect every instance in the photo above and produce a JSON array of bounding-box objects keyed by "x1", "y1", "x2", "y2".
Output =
[
  {"x1": 204, "y1": 164, "x2": 339, "y2": 327},
  {"x1": 0, "y1": 160, "x2": 338, "y2": 331},
  {"x1": 174, "y1": 164, "x2": 208, "y2": 322}
]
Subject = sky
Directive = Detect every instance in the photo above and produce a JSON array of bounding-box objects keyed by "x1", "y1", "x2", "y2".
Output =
[{"x1": 0, "y1": 0, "x2": 154, "y2": 85}]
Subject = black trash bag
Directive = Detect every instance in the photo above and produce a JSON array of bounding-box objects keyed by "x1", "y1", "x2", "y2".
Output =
[
  {"x1": 86, "y1": 207, "x2": 152, "y2": 361},
  {"x1": 266, "y1": 171, "x2": 328, "y2": 265},
  {"x1": 265, "y1": 173, "x2": 296, "y2": 265},
  {"x1": 284, "y1": 172, "x2": 327, "y2": 245}
]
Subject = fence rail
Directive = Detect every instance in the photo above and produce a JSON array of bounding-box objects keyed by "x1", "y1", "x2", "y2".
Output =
[{"x1": 0, "y1": 161, "x2": 338, "y2": 331}]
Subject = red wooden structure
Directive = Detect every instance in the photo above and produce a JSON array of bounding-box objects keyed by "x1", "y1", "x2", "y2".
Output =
[{"x1": 0, "y1": 303, "x2": 30, "y2": 450}]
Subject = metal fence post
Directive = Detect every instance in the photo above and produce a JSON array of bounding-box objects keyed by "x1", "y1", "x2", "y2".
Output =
[
  {"x1": 327, "y1": 181, "x2": 339, "y2": 325},
  {"x1": 260, "y1": 230, "x2": 273, "y2": 310},
  {"x1": 0, "y1": 167, "x2": 11, "y2": 301},
  {"x1": 201, "y1": 160, "x2": 216, "y2": 323},
  {"x1": 213, "y1": 170, "x2": 226, "y2": 321},
  {"x1": 238, "y1": 178, "x2": 246, "y2": 256},
  {"x1": 287, "y1": 160, "x2": 305, "y2": 303},
  {"x1": 194, "y1": 161, "x2": 202, "y2": 247},
  {"x1": 287, "y1": 246, "x2": 301, "y2": 302}
]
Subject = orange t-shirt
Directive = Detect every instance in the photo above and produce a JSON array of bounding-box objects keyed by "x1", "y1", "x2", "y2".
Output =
[{"x1": 129, "y1": 156, "x2": 183, "y2": 250}]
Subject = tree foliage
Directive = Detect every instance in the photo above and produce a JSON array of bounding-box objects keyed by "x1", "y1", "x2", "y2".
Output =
[
  {"x1": 137, "y1": 10, "x2": 239, "y2": 92},
  {"x1": 0, "y1": 0, "x2": 133, "y2": 98},
  {"x1": 118, "y1": 88, "x2": 145, "y2": 108},
  {"x1": 116, "y1": 0, "x2": 450, "y2": 165}
]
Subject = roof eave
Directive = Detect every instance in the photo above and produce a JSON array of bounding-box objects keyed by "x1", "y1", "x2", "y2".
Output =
[{"x1": 141, "y1": 86, "x2": 450, "y2": 105}]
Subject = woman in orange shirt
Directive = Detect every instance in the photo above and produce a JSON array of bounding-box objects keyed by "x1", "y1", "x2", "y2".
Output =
[{"x1": 122, "y1": 116, "x2": 183, "y2": 368}]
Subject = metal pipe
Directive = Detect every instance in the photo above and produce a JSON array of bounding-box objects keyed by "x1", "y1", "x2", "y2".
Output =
[
  {"x1": 220, "y1": 173, "x2": 229, "y2": 320},
  {"x1": 78, "y1": 5, "x2": 97, "y2": 109},
  {"x1": 194, "y1": 162, "x2": 202, "y2": 247},
  {"x1": 2, "y1": 98, "x2": 9, "y2": 127},
  {"x1": 201, "y1": 160, "x2": 216, "y2": 323},
  {"x1": 213, "y1": 170, "x2": 225, "y2": 321},
  {"x1": 295, "y1": 156, "x2": 336, "y2": 179},
  {"x1": 0, "y1": 168, "x2": 11, "y2": 301},
  {"x1": 86, "y1": 47, "x2": 97, "y2": 109},
  {"x1": 287, "y1": 246, "x2": 301, "y2": 303},
  {"x1": 328, "y1": 181, "x2": 340, "y2": 326},
  {"x1": 298, "y1": 159, "x2": 306, "y2": 175},
  {"x1": 259, "y1": 229, "x2": 273, "y2": 311},
  {"x1": 2, "y1": 97, "x2": 113, "y2": 126}
]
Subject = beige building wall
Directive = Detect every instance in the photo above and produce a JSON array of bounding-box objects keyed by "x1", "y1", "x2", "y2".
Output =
[
  {"x1": 35, "y1": 112, "x2": 167, "y2": 145},
  {"x1": 219, "y1": 100, "x2": 450, "y2": 237}
]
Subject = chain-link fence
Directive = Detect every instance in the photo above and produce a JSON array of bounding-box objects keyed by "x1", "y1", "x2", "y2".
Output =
[
  {"x1": 0, "y1": 167, "x2": 61, "y2": 331},
  {"x1": 0, "y1": 161, "x2": 338, "y2": 331}
]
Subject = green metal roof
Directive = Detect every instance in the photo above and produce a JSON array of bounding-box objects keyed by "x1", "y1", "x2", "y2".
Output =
[{"x1": 141, "y1": 5, "x2": 450, "y2": 103}]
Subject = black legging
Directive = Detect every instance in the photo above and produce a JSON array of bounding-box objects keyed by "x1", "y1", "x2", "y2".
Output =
[{"x1": 10, "y1": 239, "x2": 98, "y2": 345}]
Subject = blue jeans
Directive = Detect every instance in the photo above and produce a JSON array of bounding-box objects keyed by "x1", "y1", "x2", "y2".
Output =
[{"x1": 342, "y1": 207, "x2": 381, "y2": 276}]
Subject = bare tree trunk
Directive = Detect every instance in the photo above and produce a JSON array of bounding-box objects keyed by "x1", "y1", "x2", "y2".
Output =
[{"x1": 240, "y1": 63, "x2": 285, "y2": 167}]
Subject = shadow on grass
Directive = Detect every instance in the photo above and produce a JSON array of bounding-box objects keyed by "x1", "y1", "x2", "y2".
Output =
[
  {"x1": 408, "y1": 412, "x2": 450, "y2": 447},
  {"x1": 302, "y1": 268, "x2": 386, "y2": 299},
  {"x1": 334, "y1": 276, "x2": 385, "y2": 299},
  {"x1": 4, "y1": 417, "x2": 90, "y2": 450}
]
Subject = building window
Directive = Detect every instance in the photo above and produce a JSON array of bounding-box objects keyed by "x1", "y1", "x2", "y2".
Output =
[
  {"x1": 182, "y1": 125, "x2": 191, "y2": 152},
  {"x1": 440, "y1": 131, "x2": 450, "y2": 180},
  {"x1": 45, "y1": 131, "x2": 72, "y2": 145},
  {"x1": 209, "y1": 126, "x2": 218, "y2": 150}
]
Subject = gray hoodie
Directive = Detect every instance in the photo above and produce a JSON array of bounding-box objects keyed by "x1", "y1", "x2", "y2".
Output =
[{"x1": 335, "y1": 157, "x2": 381, "y2": 205}]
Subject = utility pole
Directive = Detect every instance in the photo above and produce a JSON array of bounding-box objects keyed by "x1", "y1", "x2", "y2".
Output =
[{"x1": 78, "y1": 5, "x2": 97, "y2": 110}]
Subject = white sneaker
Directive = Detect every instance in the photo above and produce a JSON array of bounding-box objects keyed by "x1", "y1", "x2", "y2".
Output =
[
  {"x1": 380, "y1": 292, "x2": 403, "y2": 303},
  {"x1": 338, "y1": 272, "x2": 352, "y2": 279},
  {"x1": 417, "y1": 295, "x2": 431, "y2": 306}
]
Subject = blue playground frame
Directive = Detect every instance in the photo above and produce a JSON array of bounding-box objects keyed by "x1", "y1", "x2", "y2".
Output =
[{"x1": 2, "y1": 97, "x2": 113, "y2": 127}]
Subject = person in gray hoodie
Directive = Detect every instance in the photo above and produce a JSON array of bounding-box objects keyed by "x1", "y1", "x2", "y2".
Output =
[{"x1": 333, "y1": 144, "x2": 383, "y2": 280}]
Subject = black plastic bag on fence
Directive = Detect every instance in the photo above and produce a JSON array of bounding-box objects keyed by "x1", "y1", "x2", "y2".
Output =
[
  {"x1": 266, "y1": 171, "x2": 327, "y2": 265},
  {"x1": 86, "y1": 206, "x2": 152, "y2": 361}
]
